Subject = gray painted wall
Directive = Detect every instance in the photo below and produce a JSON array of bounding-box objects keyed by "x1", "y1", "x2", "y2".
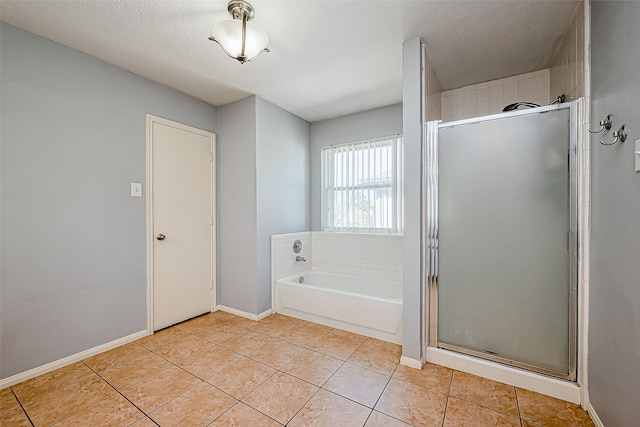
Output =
[
  {"x1": 589, "y1": 2, "x2": 640, "y2": 425},
  {"x1": 256, "y1": 97, "x2": 310, "y2": 312},
  {"x1": 0, "y1": 23, "x2": 218, "y2": 378},
  {"x1": 309, "y1": 104, "x2": 403, "y2": 231},
  {"x1": 216, "y1": 96, "x2": 258, "y2": 315},
  {"x1": 401, "y1": 38, "x2": 424, "y2": 361},
  {"x1": 217, "y1": 96, "x2": 310, "y2": 315}
]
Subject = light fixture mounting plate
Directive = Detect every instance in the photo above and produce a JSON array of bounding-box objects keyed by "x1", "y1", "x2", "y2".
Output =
[{"x1": 228, "y1": 0, "x2": 255, "y2": 21}]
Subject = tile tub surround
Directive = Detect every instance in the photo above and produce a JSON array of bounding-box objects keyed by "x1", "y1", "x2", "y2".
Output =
[
  {"x1": 271, "y1": 232, "x2": 312, "y2": 310},
  {"x1": 271, "y1": 232, "x2": 312, "y2": 280},
  {"x1": 272, "y1": 232, "x2": 403, "y2": 283},
  {"x1": 271, "y1": 232, "x2": 403, "y2": 317},
  {"x1": 1, "y1": 311, "x2": 595, "y2": 426},
  {"x1": 311, "y1": 232, "x2": 403, "y2": 282}
]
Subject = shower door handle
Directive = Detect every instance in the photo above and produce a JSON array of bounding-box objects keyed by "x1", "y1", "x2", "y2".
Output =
[{"x1": 156, "y1": 234, "x2": 166, "y2": 241}]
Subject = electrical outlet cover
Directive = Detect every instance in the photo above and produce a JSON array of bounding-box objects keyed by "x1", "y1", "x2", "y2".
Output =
[{"x1": 131, "y1": 182, "x2": 143, "y2": 197}]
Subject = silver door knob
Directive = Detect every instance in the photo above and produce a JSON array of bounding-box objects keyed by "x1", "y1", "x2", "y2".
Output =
[{"x1": 156, "y1": 234, "x2": 166, "y2": 241}]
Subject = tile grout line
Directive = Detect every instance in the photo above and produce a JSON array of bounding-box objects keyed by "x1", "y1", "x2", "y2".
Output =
[
  {"x1": 135, "y1": 318, "x2": 271, "y2": 407},
  {"x1": 10, "y1": 312, "x2": 591, "y2": 426},
  {"x1": 238, "y1": 328, "x2": 371, "y2": 425},
  {"x1": 81, "y1": 360, "x2": 161, "y2": 427},
  {"x1": 390, "y1": 374, "x2": 450, "y2": 397},
  {"x1": 204, "y1": 400, "x2": 283, "y2": 427},
  {"x1": 119, "y1": 348, "x2": 248, "y2": 423},
  {"x1": 282, "y1": 334, "x2": 374, "y2": 425},
  {"x1": 10, "y1": 364, "x2": 100, "y2": 409},
  {"x1": 7, "y1": 387, "x2": 35, "y2": 427},
  {"x1": 441, "y1": 397, "x2": 449, "y2": 427},
  {"x1": 446, "y1": 370, "x2": 453, "y2": 395},
  {"x1": 326, "y1": 339, "x2": 407, "y2": 425},
  {"x1": 22, "y1": 315, "x2": 368, "y2": 425},
  {"x1": 514, "y1": 386, "x2": 522, "y2": 421},
  {"x1": 283, "y1": 382, "x2": 327, "y2": 425},
  {"x1": 372, "y1": 362, "x2": 398, "y2": 409},
  {"x1": 443, "y1": 368, "x2": 454, "y2": 427},
  {"x1": 23, "y1": 314, "x2": 392, "y2": 426},
  {"x1": 515, "y1": 386, "x2": 526, "y2": 426},
  {"x1": 361, "y1": 410, "x2": 375, "y2": 427},
  {"x1": 364, "y1": 363, "x2": 410, "y2": 427},
  {"x1": 313, "y1": 388, "x2": 375, "y2": 427},
  {"x1": 93, "y1": 341, "x2": 247, "y2": 426},
  {"x1": 446, "y1": 371, "x2": 522, "y2": 422},
  {"x1": 44, "y1": 362, "x2": 140, "y2": 426},
  {"x1": 16, "y1": 364, "x2": 124, "y2": 427},
  {"x1": 442, "y1": 369, "x2": 456, "y2": 427},
  {"x1": 125, "y1": 350, "x2": 268, "y2": 425},
  {"x1": 270, "y1": 331, "x2": 352, "y2": 425},
  {"x1": 298, "y1": 333, "x2": 404, "y2": 424},
  {"x1": 174, "y1": 317, "x2": 334, "y2": 421},
  {"x1": 171, "y1": 316, "x2": 336, "y2": 425},
  {"x1": 443, "y1": 394, "x2": 522, "y2": 422}
]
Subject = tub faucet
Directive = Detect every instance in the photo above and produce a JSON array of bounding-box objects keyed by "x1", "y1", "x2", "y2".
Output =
[{"x1": 296, "y1": 256, "x2": 306, "y2": 262}]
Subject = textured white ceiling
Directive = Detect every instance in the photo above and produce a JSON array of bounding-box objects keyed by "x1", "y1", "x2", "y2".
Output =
[{"x1": 0, "y1": 0, "x2": 580, "y2": 122}]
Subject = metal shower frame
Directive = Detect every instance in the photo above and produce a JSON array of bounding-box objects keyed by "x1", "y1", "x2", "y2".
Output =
[{"x1": 423, "y1": 102, "x2": 579, "y2": 381}]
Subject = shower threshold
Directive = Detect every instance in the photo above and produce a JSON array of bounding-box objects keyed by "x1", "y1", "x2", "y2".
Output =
[
  {"x1": 425, "y1": 345, "x2": 581, "y2": 404},
  {"x1": 438, "y1": 342, "x2": 575, "y2": 381}
]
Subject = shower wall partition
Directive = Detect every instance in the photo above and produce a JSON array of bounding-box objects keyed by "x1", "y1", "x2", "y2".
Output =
[{"x1": 425, "y1": 103, "x2": 578, "y2": 380}]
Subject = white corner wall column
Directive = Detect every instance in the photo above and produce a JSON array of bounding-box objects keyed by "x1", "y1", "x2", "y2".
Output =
[
  {"x1": 401, "y1": 37, "x2": 425, "y2": 364},
  {"x1": 578, "y1": 0, "x2": 592, "y2": 411}
]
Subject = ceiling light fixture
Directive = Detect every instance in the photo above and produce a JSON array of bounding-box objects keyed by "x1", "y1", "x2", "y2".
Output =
[{"x1": 208, "y1": 0, "x2": 269, "y2": 64}]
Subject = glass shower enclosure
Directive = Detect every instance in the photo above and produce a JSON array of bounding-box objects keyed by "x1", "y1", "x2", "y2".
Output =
[{"x1": 425, "y1": 103, "x2": 578, "y2": 380}]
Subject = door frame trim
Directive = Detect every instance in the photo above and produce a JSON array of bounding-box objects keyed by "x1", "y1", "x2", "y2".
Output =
[{"x1": 145, "y1": 114, "x2": 217, "y2": 334}]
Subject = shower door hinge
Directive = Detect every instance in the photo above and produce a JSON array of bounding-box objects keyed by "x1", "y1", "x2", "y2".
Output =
[{"x1": 209, "y1": 280, "x2": 213, "y2": 290}]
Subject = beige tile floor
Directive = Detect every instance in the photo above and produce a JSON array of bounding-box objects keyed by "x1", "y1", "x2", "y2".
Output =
[{"x1": 1, "y1": 312, "x2": 595, "y2": 427}]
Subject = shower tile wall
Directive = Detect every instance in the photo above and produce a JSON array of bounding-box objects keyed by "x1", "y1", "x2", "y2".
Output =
[
  {"x1": 548, "y1": 0, "x2": 589, "y2": 398},
  {"x1": 440, "y1": 69, "x2": 551, "y2": 122},
  {"x1": 550, "y1": 1, "x2": 585, "y2": 101},
  {"x1": 312, "y1": 232, "x2": 403, "y2": 281}
]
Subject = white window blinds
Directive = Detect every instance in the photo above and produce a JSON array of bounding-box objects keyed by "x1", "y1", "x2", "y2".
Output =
[{"x1": 321, "y1": 135, "x2": 403, "y2": 234}]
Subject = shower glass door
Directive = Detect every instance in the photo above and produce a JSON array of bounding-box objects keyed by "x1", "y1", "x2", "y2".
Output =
[{"x1": 427, "y1": 104, "x2": 577, "y2": 379}]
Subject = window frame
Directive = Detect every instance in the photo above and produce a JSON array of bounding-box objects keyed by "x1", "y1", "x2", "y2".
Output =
[{"x1": 320, "y1": 134, "x2": 403, "y2": 234}]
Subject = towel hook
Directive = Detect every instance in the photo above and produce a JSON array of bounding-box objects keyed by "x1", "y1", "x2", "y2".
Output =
[
  {"x1": 589, "y1": 114, "x2": 612, "y2": 134},
  {"x1": 600, "y1": 125, "x2": 627, "y2": 146}
]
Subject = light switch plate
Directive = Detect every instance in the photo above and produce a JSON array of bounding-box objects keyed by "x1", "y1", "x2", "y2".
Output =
[
  {"x1": 635, "y1": 139, "x2": 640, "y2": 173},
  {"x1": 131, "y1": 182, "x2": 143, "y2": 197}
]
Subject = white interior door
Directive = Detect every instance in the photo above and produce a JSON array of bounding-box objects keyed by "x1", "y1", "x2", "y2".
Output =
[{"x1": 148, "y1": 116, "x2": 215, "y2": 331}]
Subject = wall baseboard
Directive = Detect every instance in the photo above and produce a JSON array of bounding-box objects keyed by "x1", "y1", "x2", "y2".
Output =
[
  {"x1": 0, "y1": 330, "x2": 149, "y2": 390},
  {"x1": 585, "y1": 402, "x2": 604, "y2": 427},
  {"x1": 580, "y1": 385, "x2": 590, "y2": 411},
  {"x1": 215, "y1": 305, "x2": 272, "y2": 321},
  {"x1": 400, "y1": 355, "x2": 423, "y2": 369},
  {"x1": 427, "y1": 347, "x2": 581, "y2": 404}
]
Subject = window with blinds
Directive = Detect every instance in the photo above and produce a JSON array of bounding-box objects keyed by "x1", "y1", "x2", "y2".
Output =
[{"x1": 321, "y1": 135, "x2": 403, "y2": 234}]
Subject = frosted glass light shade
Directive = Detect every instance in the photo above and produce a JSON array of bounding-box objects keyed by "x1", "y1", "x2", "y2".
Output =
[{"x1": 212, "y1": 19, "x2": 269, "y2": 62}]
